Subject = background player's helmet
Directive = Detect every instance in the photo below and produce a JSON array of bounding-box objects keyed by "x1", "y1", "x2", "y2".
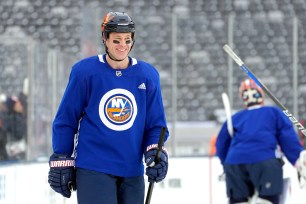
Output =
[
  {"x1": 239, "y1": 79, "x2": 264, "y2": 107},
  {"x1": 101, "y1": 12, "x2": 135, "y2": 42}
]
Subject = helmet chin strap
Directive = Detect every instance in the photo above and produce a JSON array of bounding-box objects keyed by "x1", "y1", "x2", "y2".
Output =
[{"x1": 107, "y1": 52, "x2": 124, "y2": 62}]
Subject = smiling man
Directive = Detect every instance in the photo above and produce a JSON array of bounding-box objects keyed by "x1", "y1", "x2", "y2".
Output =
[{"x1": 48, "y1": 11, "x2": 169, "y2": 204}]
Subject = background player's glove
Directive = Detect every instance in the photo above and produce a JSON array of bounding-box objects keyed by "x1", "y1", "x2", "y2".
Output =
[
  {"x1": 144, "y1": 146, "x2": 168, "y2": 183},
  {"x1": 48, "y1": 153, "x2": 76, "y2": 198},
  {"x1": 295, "y1": 150, "x2": 306, "y2": 187}
]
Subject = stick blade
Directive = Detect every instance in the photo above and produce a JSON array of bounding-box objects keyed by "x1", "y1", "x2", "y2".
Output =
[{"x1": 221, "y1": 92, "x2": 234, "y2": 137}]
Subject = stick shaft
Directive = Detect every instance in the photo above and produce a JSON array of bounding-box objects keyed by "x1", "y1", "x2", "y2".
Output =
[{"x1": 145, "y1": 127, "x2": 166, "y2": 204}]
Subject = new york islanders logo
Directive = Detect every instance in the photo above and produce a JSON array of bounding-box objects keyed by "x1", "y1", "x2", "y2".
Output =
[{"x1": 99, "y1": 89, "x2": 137, "y2": 131}]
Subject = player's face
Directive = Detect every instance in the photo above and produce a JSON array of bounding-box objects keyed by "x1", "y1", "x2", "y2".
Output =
[{"x1": 106, "y1": 33, "x2": 133, "y2": 61}]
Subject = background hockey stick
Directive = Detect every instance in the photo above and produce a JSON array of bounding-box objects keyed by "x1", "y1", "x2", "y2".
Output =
[
  {"x1": 145, "y1": 127, "x2": 167, "y2": 204},
  {"x1": 221, "y1": 92, "x2": 234, "y2": 137},
  {"x1": 223, "y1": 44, "x2": 306, "y2": 137}
]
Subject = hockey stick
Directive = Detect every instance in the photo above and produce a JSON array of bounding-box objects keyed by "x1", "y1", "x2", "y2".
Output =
[
  {"x1": 223, "y1": 44, "x2": 306, "y2": 137},
  {"x1": 145, "y1": 127, "x2": 167, "y2": 204},
  {"x1": 222, "y1": 92, "x2": 234, "y2": 137}
]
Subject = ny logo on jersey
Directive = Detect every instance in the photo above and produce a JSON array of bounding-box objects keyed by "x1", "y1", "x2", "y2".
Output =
[
  {"x1": 107, "y1": 97, "x2": 132, "y2": 123},
  {"x1": 99, "y1": 89, "x2": 138, "y2": 131}
]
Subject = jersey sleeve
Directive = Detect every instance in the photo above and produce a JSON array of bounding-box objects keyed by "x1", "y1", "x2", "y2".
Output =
[
  {"x1": 142, "y1": 67, "x2": 169, "y2": 150},
  {"x1": 275, "y1": 107, "x2": 304, "y2": 165},
  {"x1": 52, "y1": 63, "x2": 88, "y2": 155},
  {"x1": 216, "y1": 121, "x2": 232, "y2": 164}
]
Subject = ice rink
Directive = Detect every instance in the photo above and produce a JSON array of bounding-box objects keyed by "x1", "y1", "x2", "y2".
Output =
[{"x1": 0, "y1": 156, "x2": 305, "y2": 204}]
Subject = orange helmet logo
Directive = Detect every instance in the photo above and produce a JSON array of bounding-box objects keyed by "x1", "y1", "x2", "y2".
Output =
[{"x1": 101, "y1": 12, "x2": 115, "y2": 32}]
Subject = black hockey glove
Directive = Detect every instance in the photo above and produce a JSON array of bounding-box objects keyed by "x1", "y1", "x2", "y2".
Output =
[
  {"x1": 48, "y1": 153, "x2": 76, "y2": 198},
  {"x1": 144, "y1": 146, "x2": 168, "y2": 183}
]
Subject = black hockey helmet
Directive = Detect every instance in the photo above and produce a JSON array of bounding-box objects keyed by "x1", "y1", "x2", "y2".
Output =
[{"x1": 101, "y1": 12, "x2": 135, "y2": 41}]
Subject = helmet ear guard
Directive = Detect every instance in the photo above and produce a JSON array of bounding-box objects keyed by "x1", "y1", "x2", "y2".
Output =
[{"x1": 239, "y1": 79, "x2": 264, "y2": 107}]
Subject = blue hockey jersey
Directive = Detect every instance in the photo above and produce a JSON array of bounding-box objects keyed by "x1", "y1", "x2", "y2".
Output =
[
  {"x1": 216, "y1": 105, "x2": 303, "y2": 166},
  {"x1": 52, "y1": 54, "x2": 169, "y2": 177}
]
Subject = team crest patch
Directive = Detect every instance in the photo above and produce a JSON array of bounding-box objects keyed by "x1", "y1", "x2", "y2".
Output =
[{"x1": 99, "y1": 89, "x2": 137, "y2": 131}]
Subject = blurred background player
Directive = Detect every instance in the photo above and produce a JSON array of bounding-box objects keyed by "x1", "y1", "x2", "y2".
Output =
[
  {"x1": 209, "y1": 134, "x2": 217, "y2": 156},
  {"x1": 48, "y1": 11, "x2": 169, "y2": 204},
  {"x1": 2, "y1": 93, "x2": 27, "y2": 160},
  {"x1": 0, "y1": 94, "x2": 8, "y2": 160},
  {"x1": 216, "y1": 78, "x2": 306, "y2": 204}
]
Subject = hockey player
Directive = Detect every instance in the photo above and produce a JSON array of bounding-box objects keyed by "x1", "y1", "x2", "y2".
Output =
[
  {"x1": 48, "y1": 11, "x2": 169, "y2": 204},
  {"x1": 216, "y1": 79, "x2": 306, "y2": 204}
]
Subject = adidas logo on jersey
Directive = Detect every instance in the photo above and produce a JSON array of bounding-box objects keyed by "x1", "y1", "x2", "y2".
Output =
[{"x1": 138, "y1": 83, "x2": 146, "y2": 90}]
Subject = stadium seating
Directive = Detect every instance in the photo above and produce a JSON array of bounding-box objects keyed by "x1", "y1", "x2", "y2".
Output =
[{"x1": 0, "y1": 0, "x2": 306, "y2": 122}]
